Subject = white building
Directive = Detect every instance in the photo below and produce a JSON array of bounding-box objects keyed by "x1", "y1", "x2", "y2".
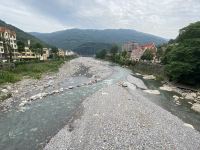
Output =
[
  {"x1": 0, "y1": 27, "x2": 18, "y2": 61},
  {"x1": 65, "y1": 50, "x2": 75, "y2": 56}
]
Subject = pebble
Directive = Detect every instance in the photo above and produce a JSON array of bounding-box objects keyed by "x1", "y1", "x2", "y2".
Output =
[{"x1": 1, "y1": 89, "x2": 9, "y2": 93}]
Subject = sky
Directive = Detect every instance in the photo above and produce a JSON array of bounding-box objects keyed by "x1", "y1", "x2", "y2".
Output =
[{"x1": 0, "y1": 0, "x2": 200, "y2": 39}]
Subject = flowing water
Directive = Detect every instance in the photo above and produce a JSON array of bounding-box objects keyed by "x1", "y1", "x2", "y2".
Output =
[{"x1": 0, "y1": 65, "x2": 199, "y2": 150}]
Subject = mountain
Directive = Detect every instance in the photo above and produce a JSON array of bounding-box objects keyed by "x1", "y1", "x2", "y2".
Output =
[
  {"x1": 0, "y1": 20, "x2": 48, "y2": 47},
  {"x1": 30, "y1": 29, "x2": 167, "y2": 55},
  {"x1": 73, "y1": 42, "x2": 113, "y2": 56}
]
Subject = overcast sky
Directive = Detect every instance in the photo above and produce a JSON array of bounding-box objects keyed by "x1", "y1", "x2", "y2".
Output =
[{"x1": 0, "y1": 0, "x2": 200, "y2": 39}]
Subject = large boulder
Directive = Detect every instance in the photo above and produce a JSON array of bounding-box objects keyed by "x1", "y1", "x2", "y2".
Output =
[
  {"x1": 143, "y1": 75, "x2": 156, "y2": 80},
  {"x1": 191, "y1": 103, "x2": 200, "y2": 113},
  {"x1": 185, "y1": 93, "x2": 197, "y2": 100},
  {"x1": 127, "y1": 75, "x2": 147, "y2": 90},
  {"x1": 143, "y1": 90, "x2": 160, "y2": 95},
  {"x1": 160, "y1": 85, "x2": 173, "y2": 91}
]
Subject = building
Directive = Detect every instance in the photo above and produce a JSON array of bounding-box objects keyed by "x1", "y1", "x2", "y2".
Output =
[
  {"x1": 40, "y1": 48, "x2": 50, "y2": 60},
  {"x1": 57, "y1": 48, "x2": 65, "y2": 57},
  {"x1": 19, "y1": 47, "x2": 37, "y2": 59},
  {"x1": 0, "y1": 27, "x2": 18, "y2": 61},
  {"x1": 65, "y1": 50, "x2": 75, "y2": 56},
  {"x1": 131, "y1": 43, "x2": 157, "y2": 61},
  {"x1": 122, "y1": 41, "x2": 140, "y2": 54},
  {"x1": 130, "y1": 46, "x2": 146, "y2": 61}
]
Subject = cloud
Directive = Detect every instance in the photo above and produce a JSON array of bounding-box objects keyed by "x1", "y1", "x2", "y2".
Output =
[{"x1": 0, "y1": 0, "x2": 200, "y2": 38}]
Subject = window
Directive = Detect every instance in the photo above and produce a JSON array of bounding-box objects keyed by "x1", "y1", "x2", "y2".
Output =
[{"x1": 0, "y1": 48, "x2": 4, "y2": 53}]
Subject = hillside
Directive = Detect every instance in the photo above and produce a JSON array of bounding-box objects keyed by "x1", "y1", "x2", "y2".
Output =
[
  {"x1": 31, "y1": 29, "x2": 167, "y2": 55},
  {"x1": 0, "y1": 20, "x2": 48, "y2": 47}
]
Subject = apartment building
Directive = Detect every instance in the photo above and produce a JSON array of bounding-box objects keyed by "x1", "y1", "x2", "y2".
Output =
[{"x1": 0, "y1": 27, "x2": 18, "y2": 61}]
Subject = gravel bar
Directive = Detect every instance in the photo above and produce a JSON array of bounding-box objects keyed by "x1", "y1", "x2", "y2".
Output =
[{"x1": 44, "y1": 84, "x2": 200, "y2": 150}]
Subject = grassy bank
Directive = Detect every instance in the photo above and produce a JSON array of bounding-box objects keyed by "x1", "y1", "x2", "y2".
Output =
[
  {"x1": 0, "y1": 57, "x2": 75, "y2": 84},
  {"x1": 130, "y1": 62, "x2": 166, "y2": 81}
]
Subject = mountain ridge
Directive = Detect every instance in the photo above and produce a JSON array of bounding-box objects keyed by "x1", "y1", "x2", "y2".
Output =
[{"x1": 30, "y1": 28, "x2": 167, "y2": 55}]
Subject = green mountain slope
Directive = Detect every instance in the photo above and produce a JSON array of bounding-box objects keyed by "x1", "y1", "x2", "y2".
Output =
[
  {"x1": 73, "y1": 42, "x2": 113, "y2": 56},
  {"x1": 30, "y1": 29, "x2": 167, "y2": 55},
  {"x1": 0, "y1": 20, "x2": 48, "y2": 47}
]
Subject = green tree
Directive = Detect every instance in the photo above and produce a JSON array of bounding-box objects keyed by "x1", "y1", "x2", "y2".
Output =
[
  {"x1": 17, "y1": 41, "x2": 25, "y2": 53},
  {"x1": 96, "y1": 49, "x2": 107, "y2": 59},
  {"x1": 162, "y1": 21, "x2": 200, "y2": 85},
  {"x1": 141, "y1": 49, "x2": 154, "y2": 61},
  {"x1": 32, "y1": 43, "x2": 43, "y2": 59},
  {"x1": 50, "y1": 47, "x2": 58, "y2": 59},
  {"x1": 110, "y1": 45, "x2": 118, "y2": 56}
]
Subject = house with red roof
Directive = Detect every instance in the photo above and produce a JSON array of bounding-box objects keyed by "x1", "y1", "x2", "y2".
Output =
[{"x1": 129, "y1": 42, "x2": 157, "y2": 61}]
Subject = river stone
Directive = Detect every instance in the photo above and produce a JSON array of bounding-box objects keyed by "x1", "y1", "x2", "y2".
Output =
[
  {"x1": 19, "y1": 100, "x2": 28, "y2": 107},
  {"x1": 184, "y1": 123, "x2": 194, "y2": 129},
  {"x1": 173, "y1": 95, "x2": 179, "y2": 101},
  {"x1": 143, "y1": 90, "x2": 160, "y2": 95},
  {"x1": 7, "y1": 86, "x2": 12, "y2": 90},
  {"x1": 124, "y1": 82, "x2": 137, "y2": 90},
  {"x1": 59, "y1": 88, "x2": 64, "y2": 92},
  {"x1": 191, "y1": 103, "x2": 200, "y2": 113},
  {"x1": 135, "y1": 73, "x2": 142, "y2": 76},
  {"x1": 160, "y1": 85, "x2": 173, "y2": 91},
  {"x1": 143, "y1": 75, "x2": 156, "y2": 80},
  {"x1": 127, "y1": 75, "x2": 147, "y2": 90},
  {"x1": 30, "y1": 93, "x2": 48, "y2": 100},
  {"x1": 121, "y1": 82, "x2": 128, "y2": 87},
  {"x1": 1, "y1": 89, "x2": 9, "y2": 93},
  {"x1": 68, "y1": 86, "x2": 74, "y2": 89},
  {"x1": 185, "y1": 93, "x2": 197, "y2": 100}
]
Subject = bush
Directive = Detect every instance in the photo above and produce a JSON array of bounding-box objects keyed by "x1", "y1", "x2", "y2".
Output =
[
  {"x1": 0, "y1": 71, "x2": 20, "y2": 84},
  {"x1": 0, "y1": 60, "x2": 65, "y2": 84},
  {"x1": 96, "y1": 49, "x2": 107, "y2": 59}
]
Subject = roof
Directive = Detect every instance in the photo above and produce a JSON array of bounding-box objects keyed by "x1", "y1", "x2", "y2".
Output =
[
  {"x1": 141, "y1": 43, "x2": 155, "y2": 49},
  {"x1": 0, "y1": 27, "x2": 16, "y2": 36}
]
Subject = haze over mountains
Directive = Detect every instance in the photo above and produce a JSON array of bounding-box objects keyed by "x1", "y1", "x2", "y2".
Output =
[{"x1": 31, "y1": 29, "x2": 167, "y2": 55}]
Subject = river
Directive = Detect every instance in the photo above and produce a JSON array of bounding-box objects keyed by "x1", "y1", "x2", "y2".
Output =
[{"x1": 0, "y1": 62, "x2": 199, "y2": 150}]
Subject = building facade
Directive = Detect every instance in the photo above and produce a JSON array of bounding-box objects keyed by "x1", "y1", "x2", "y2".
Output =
[
  {"x1": 65, "y1": 50, "x2": 75, "y2": 56},
  {"x1": 122, "y1": 41, "x2": 140, "y2": 53},
  {"x1": 0, "y1": 27, "x2": 18, "y2": 61},
  {"x1": 57, "y1": 48, "x2": 65, "y2": 57}
]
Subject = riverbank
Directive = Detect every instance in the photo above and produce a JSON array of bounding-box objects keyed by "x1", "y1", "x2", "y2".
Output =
[
  {"x1": 0, "y1": 57, "x2": 112, "y2": 112},
  {"x1": 131, "y1": 71, "x2": 200, "y2": 113},
  {"x1": 45, "y1": 76, "x2": 200, "y2": 149}
]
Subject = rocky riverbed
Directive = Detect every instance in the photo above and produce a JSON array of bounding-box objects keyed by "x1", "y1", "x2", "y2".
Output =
[
  {"x1": 45, "y1": 75, "x2": 200, "y2": 150},
  {"x1": 0, "y1": 57, "x2": 112, "y2": 112}
]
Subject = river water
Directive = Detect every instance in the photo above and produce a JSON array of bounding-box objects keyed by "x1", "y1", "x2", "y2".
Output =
[{"x1": 0, "y1": 64, "x2": 199, "y2": 150}]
